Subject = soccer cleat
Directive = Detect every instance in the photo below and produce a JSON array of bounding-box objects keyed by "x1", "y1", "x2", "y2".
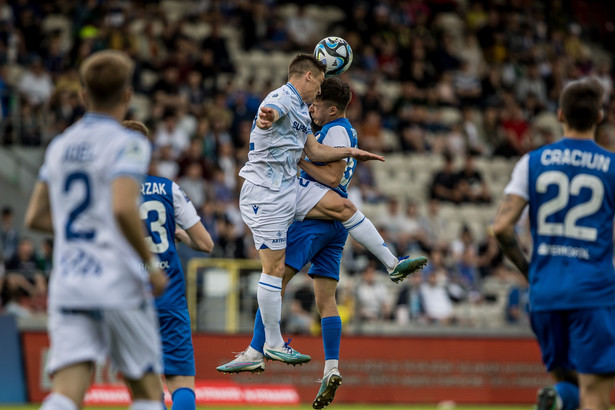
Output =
[
  {"x1": 263, "y1": 338, "x2": 311, "y2": 365},
  {"x1": 535, "y1": 386, "x2": 558, "y2": 410},
  {"x1": 389, "y1": 256, "x2": 428, "y2": 283},
  {"x1": 216, "y1": 350, "x2": 265, "y2": 374},
  {"x1": 312, "y1": 368, "x2": 342, "y2": 409}
]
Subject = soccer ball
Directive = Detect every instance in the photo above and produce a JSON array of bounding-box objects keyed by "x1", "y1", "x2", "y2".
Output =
[{"x1": 313, "y1": 36, "x2": 353, "y2": 77}]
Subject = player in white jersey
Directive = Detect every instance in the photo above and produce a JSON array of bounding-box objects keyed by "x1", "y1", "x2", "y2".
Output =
[
  {"x1": 239, "y1": 54, "x2": 384, "y2": 363},
  {"x1": 24, "y1": 50, "x2": 167, "y2": 410}
]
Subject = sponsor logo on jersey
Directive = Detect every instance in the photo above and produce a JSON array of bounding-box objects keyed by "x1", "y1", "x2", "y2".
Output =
[
  {"x1": 252, "y1": 205, "x2": 259, "y2": 214},
  {"x1": 292, "y1": 121, "x2": 309, "y2": 134},
  {"x1": 141, "y1": 182, "x2": 167, "y2": 195}
]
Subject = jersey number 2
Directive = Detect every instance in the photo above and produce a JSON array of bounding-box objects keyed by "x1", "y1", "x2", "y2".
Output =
[
  {"x1": 64, "y1": 172, "x2": 95, "y2": 240},
  {"x1": 140, "y1": 200, "x2": 169, "y2": 253},
  {"x1": 536, "y1": 171, "x2": 603, "y2": 241}
]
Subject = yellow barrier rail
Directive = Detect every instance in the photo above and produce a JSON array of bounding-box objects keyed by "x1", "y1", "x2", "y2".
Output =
[{"x1": 186, "y1": 258, "x2": 262, "y2": 332}]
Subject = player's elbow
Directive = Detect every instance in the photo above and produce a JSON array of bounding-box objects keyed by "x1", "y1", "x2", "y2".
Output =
[
  {"x1": 196, "y1": 237, "x2": 214, "y2": 253},
  {"x1": 492, "y1": 220, "x2": 513, "y2": 241}
]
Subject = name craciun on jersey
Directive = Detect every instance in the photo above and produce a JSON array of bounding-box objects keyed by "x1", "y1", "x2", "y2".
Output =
[{"x1": 540, "y1": 148, "x2": 611, "y2": 173}]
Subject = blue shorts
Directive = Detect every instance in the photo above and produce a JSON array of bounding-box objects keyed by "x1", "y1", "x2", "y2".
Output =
[
  {"x1": 530, "y1": 307, "x2": 615, "y2": 374},
  {"x1": 157, "y1": 308, "x2": 195, "y2": 376},
  {"x1": 285, "y1": 219, "x2": 348, "y2": 281}
]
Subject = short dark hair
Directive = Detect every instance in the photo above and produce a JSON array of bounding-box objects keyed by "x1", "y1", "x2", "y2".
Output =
[
  {"x1": 559, "y1": 77, "x2": 604, "y2": 132},
  {"x1": 316, "y1": 77, "x2": 351, "y2": 112},
  {"x1": 288, "y1": 54, "x2": 326, "y2": 79}
]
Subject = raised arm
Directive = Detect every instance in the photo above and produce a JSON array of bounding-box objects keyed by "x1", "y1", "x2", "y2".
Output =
[
  {"x1": 298, "y1": 158, "x2": 345, "y2": 188},
  {"x1": 304, "y1": 134, "x2": 384, "y2": 163}
]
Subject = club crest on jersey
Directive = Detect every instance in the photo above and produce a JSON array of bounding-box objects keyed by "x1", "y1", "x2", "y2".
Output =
[{"x1": 252, "y1": 205, "x2": 259, "y2": 214}]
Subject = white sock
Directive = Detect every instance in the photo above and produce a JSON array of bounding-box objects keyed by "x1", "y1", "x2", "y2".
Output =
[
  {"x1": 246, "y1": 346, "x2": 264, "y2": 360},
  {"x1": 257, "y1": 273, "x2": 285, "y2": 348},
  {"x1": 41, "y1": 393, "x2": 78, "y2": 410},
  {"x1": 130, "y1": 400, "x2": 165, "y2": 410},
  {"x1": 324, "y1": 360, "x2": 339, "y2": 376},
  {"x1": 342, "y1": 210, "x2": 398, "y2": 271}
]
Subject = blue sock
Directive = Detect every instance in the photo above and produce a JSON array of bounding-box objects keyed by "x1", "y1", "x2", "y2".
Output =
[
  {"x1": 171, "y1": 388, "x2": 195, "y2": 410},
  {"x1": 250, "y1": 308, "x2": 266, "y2": 354},
  {"x1": 321, "y1": 316, "x2": 342, "y2": 360},
  {"x1": 554, "y1": 381, "x2": 579, "y2": 410}
]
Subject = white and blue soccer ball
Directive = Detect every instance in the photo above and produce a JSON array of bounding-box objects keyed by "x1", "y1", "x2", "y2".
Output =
[{"x1": 314, "y1": 36, "x2": 353, "y2": 77}]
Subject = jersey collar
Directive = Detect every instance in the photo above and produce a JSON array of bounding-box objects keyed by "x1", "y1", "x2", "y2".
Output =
[
  {"x1": 285, "y1": 82, "x2": 305, "y2": 106},
  {"x1": 82, "y1": 112, "x2": 118, "y2": 123}
]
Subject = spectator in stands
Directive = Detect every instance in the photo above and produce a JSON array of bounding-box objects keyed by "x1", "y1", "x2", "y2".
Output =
[
  {"x1": 455, "y1": 154, "x2": 492, "y2": 204},
  {"x1": 17, "y1": 56, "x2": 53, "y2": 108},
  {"x1": 1, "y1": 206, "x2": 18, "y2": 261},
  {"x1": 154, "y1": 144, "x2": 179, "y2": 181},
  {"x1": 356, "y1": 260, "x2": 392, "y2": 322},
  {"x1": 286, "y1": 280, "x2": 315, "y2": 335},
  {"x1": 201, "y1": 21, "x2": 234, "y2": 74},
  {"x1": 177, "y1": 161, "x2": 207, "y2": 210},
  {"x1": 395, "y1": 271, "x2": 425, "y2": 325},
  {"x1": 286, "y1": 4, "x2": 318, "y2": 51},
  {"x1": 154, "y1": 107, "x2": 190, "y2": 158},
  {"x1": 420, "y1": 268, "x2": 455, "y2": 325},
  {"x1": 3, "y1": 237, "x2": 47, "y2": 315},
  {"x1": 429, "y1": 152, "x2": 461, "y2": 204}
]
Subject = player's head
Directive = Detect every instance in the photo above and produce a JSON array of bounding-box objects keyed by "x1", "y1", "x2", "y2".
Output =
[
  {"x1": 288, "y1": 54, "x2": 326, "y2": 104},
  {"x1": 80, "y1": 50, "x2": 134, "y2": 112},
  {"x1": 309, "y1": 77, "x2": 351, "y2": 126},
  {"x1": 558, "y1": 77, "x2": 604, "y2": 133}
]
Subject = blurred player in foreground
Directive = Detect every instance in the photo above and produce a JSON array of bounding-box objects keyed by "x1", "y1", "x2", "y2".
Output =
[
  {"x1": 124, "y1": 120, "x2": 214, "y2": 410},
  {"x1": 220, "y1": 77, "x2": 421, "y2": 409},
  {"x1": 494, "y1": 78, "x2": 615, "y2": 410},
  {"x1": 25, "y1": 50, "x2": 167, "y2": 410}
]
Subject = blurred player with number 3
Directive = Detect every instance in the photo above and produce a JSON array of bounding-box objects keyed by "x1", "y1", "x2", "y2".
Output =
[{"x1": 124, "y1": 120, "x2": 214, "y2": 410}]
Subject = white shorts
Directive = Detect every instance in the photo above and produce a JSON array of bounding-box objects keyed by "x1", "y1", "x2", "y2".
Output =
[
  {"x1": 294, "y1": 177, "x2": 330, "y2": 221},
  {"x1": 240, "y1": 179, "x2": 297, "y2": 250},
  {"x1": 46, "y1": 302, "x2": 163, "y2": 379}
]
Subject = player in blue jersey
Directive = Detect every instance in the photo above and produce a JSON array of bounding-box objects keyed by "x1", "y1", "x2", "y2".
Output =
[
  {"x1": 494, "y1": 78, "x2": 615, "y2": 410},
  {"x1": 240, "y1": 55, "x2": 424, "y2": 368},
  {"x1": 25, "y1": 51, "x2": 167, "y2": 410},
  {"x1": 124, "y1": 120, "x2": 214, "y2": 410},
  {"x1": 221, "y1": 77, "x2": 422, "y2": 409}
]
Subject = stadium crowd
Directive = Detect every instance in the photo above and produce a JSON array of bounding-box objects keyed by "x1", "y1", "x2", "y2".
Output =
[{"x1": 1, "y1": 0, "x2": 614, "y2": 331}]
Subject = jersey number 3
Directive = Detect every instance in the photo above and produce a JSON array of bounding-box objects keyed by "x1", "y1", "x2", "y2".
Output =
[
  {"x1": 536, "y1": 171, "x2": 603, "y2": 241},
  {"x1": 140, "y1": 200, "x2": 169, "y2": 253}
]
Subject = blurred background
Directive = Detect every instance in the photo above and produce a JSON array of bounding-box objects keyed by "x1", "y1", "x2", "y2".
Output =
[{"x1": 1, "y1": 0, "x2": 614, "y2": 406}]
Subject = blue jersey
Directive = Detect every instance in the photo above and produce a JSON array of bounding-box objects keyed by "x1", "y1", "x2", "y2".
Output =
[
  {"x1": 140, "y1": 175, "x2": 201, "y2": 310},
  {"x1": 300, "y1": 117, "x2": 358, "y2": 198},
  {"x1": 508, "y1": 138, "x2": 615, "y2": 311}
]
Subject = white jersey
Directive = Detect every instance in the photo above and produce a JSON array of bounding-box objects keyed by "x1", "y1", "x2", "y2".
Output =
[
  {"x1": 239, "y1": 83, "x2": 312, "y2": 191},
  {"x1": 39, "y1": 113, "x2": 152, "y2": 309}
]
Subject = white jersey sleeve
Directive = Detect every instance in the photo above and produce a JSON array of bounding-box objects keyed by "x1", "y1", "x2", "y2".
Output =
[
  {"x1": 263, "y1": 90, "x2": 292, "y2": 118},
  {"x1": 321, "y1": 125, "x2": 350, "y2": 149},
  {"x1": 109, "y1": 135, "x2": 151, "y2": 181},
  {"x1": 504, "y1": 153, "x2": 530, "y2": 200},
  {"x1": 172, "y1": 182, "x2": 201, "y2": 229}
]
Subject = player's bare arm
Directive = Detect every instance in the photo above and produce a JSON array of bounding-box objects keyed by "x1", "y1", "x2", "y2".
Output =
[
  {"x1": 493, "y1": 194, "x2": 530, "y2": 279},
  {"x1": 304, "y1": 134, "x2": 384, "y2": 163},
  {"x1": 112, "y1": 176, "x2": 168, "y2": 296},
  {"x1": 176, "y1": 223, "x2": 214, "y2": 253},
  {"x1": 24, "y1": 181, "x2": 53, "y2": 233},
  {"x1": 298, "y1": 158, "x2": 345, "y2": 188}
]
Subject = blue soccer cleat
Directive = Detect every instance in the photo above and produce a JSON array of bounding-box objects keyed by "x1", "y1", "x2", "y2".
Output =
[
  {"x1": 263, "y1": 338, "x2": 311, "y2": 365},
  {"x1": 389, "y1": 256, "x2": 428, "y2": 283},
  {"x1": 312, "y1": 368, "x2": 342, "y2": 409},
  {"x1": 535, "y1": 386, "x2": 559, "y2": 410},
  {"x1": 216, "y1": 350, "x2": 265, "y2": 374}
]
